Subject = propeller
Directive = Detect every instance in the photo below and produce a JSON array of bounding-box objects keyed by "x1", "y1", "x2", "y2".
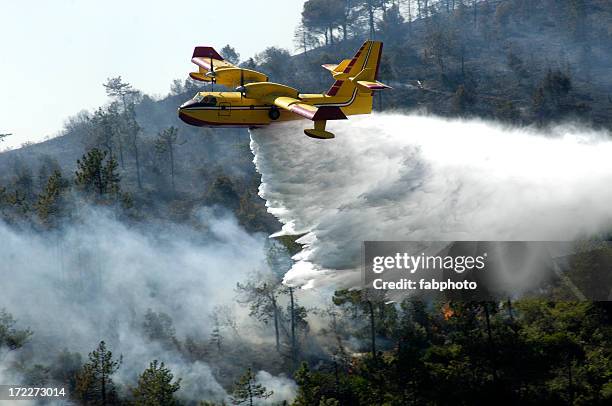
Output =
[
  {"x1": 236, "y1": 69, "x2": 247, "y2": 99},
  {"x1": 205, "y1": 55, "x2": 216, "y2": 91}
]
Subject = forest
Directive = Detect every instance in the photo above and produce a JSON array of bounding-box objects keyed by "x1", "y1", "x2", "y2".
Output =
[{"x1": 1, "y1": 0, "x2": 612, "y2": 405}]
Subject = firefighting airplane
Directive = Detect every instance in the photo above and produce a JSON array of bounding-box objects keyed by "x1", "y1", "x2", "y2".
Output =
[{"x1": 178, "y1": 40, "x2": 390, "y2": 139}]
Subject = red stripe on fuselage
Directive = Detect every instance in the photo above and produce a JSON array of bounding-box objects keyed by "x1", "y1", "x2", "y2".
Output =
[{"x1": 178, "y1": 111, "x2": 264, "y2": 127}]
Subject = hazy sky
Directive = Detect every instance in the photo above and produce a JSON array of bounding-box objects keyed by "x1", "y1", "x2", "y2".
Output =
[{"x1": 0, "y1": 0, "x2": 305, "y2": 148}]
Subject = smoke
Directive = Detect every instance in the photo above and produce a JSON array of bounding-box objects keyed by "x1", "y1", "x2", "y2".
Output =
[
  {"x1": 250, "y1": 113, "x2": 612, "y2": 288},
  {"x1": 254, "y1": 370, "x2": 297, "y2": 405},
  {"x1": 0, "y1": 207, "x2": 293, "y2": 403}
]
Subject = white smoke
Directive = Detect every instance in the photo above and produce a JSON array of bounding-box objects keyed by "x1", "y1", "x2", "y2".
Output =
[
  {"x1": 254, "y1": 370, "x2": 297, "y2": 405},
  {"x1": 250, "y1": 113, "x2": 612, "y2": 288},
  {"x1": 0, "y1": 207, "x2": 294, "y2": 403}
]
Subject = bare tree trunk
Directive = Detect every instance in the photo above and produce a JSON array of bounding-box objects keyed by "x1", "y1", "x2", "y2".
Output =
[
  {"x1": 289, "y1": 287, "x2": 297, "y2": 365},
  {"x1": 169, "y1": 142, "x2": 175, "y2": 193},
  {"x1": 101, "y1": 369, "x2": 106, "y2": 406},
  {"x1": 272, "y1": 296, "x2": 280, "y2": 352},
  {"x1": 132, "y1": 137, "x2": 142, "y2": 190},
  {"x1": 568, "y1": 356, "x2": 574, "y2": 405},
  {"x1": 118, "y1": 140, "x2": 125, "y2": 169},
  {"x1": 367, "y1": 300, "x2": 377, "y2": 361},
  {"x1": 483, "y1": 302, "x2": 498, "y2": 387}
]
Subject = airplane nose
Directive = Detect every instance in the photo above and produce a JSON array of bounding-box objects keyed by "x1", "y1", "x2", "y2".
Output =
[
  {"x1": 178, "y1": 109, "x2": 205, "y2": 126},
  {"x1": 180, "y1": 99, "x2": 197, "y2": 109}
]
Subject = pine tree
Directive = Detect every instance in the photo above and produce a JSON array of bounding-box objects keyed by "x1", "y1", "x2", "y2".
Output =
[
  {"x1": 75, "y1": 148, "x2": 122, "y2": 203},
  {"x1": 154, "y1": 126, "x2": 182, "y2": 193},
  {"x1": 0, "y1": 309, "x2": 32, "y2": 350},
  {"x1": 220, "y1": 45, "x2": 241, "y2": 65},
  {"x1": 131, "y1": 360, "x2": 181, "y2": 406},
  {"x1": 75, "y1": 341, "x2": 122, "y2": 405},
  {"x1": 36, "y1": 170, "x2": 68, "y2": 228},
  {"x1": 209, "y1": 313, "x2": 223, "y2": 352},
  {"x1": 230, "y1": 368, "x2": 273, "y2": 406}
]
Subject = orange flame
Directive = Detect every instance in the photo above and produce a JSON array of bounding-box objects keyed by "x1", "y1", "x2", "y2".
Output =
[{"x1": 442, "y1": 303, "x2": 455, "y2": 320}]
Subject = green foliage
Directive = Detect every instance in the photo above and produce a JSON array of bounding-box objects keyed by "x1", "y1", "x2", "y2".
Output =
[
  {"x1": 50, "y1": 349, "x2": 83, "y2": 393},
  {"x1": 532, "y1": 69, "x2": 589, "y2": 122},
  {"x1": 75, "y1": 148, "x2": 123, "y2": 203},
  {"x1": 302, "y1": 0, "x2": 346, "y2": 44},
  {"x1": 103, "y1": 76, "x2": 138, "y2": 102},
  {"x1": 230, "y1": 368, "x2": 272, "y2": 406},
  {"x1": 293, "y1": 362, "x2": 320, "y2": 406},
  {"x1": 143, "y1": 309, "x2": 178, "y2": 348},
  {"x1": 220, "y1": 45, "x2": 240, "y2": 65},
  {"x1": 155, "y1": 126, "x2": 182, "y2": 192},
  {"x1": 292, "y1": 298, "x2": 612, "y2": 405},
  {"x1": 36, "y1": 170, "x2": 69, "y2": 228},
  {"x1": 131, "y1": 360, "x2": 181, "y2": 406},
  {"x1": 23, "y1": 364, "x2": 50, "y2": 386},
  {"x1": 0, "y1": 309, "x2": 32, "y2": 350},
  {"x1": 75, "y1": 341, "x2": 122, "y2": 405}
]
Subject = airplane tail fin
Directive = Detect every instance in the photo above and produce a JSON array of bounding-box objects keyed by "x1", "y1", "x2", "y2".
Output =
[{"x1": 322, "y1": 41, "x2": 391, "y2": 98}]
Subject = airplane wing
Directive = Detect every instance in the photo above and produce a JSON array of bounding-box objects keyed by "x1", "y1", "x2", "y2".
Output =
[
  {"x1": 189, "y1": 46, "x2": 268, "y2": 87},
  {"x1": 241, "y1": 82, "x2": 346, "y2": 139},
  {"x1": 264, "y1": 95, "x2": 347, "y2": 121}
]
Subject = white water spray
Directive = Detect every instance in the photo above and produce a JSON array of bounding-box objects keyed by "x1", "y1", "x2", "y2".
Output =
[{"x1": 250, "y1": 113, "x2": 612, "y2": 288}]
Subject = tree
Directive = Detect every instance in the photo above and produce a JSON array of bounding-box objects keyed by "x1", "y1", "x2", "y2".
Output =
[
  {"x1": 75, "y1": 149, "x2": 122, "y2": 203},
  {"x1": 236, "y1": 272, "x2": 285, "y2": 353},
  {"x1": 230, "y1": 368, "x2": 273, "y2": 406},
  {"x1": 254, "y1": 47, "x2": 294, "y2": 84},
  {"x1": 302, "y1": 0, "x2": 346, "y2": 45},
  {"x1": 88, "y1": 106, "x2": 118, "y2": 158},
  {"x1": 131, "y1": 360, "x2": 181, "y2": 406},
  {"x1": 123, "y1": 103, "x2": 143, "y2": 189},
  {"x1": 103, "y1": 76, "x2": 141, "y2": 174},
  {"x1": 532, "y1": 69, "x2": 588, "y2": 122},
  {"x1": 36, "y1": 170, "x2": 69, "y2": 228},
  {"x1": 0, "y1": 133, "x2": 11, "y2": 143},
  {"x1": 103, "y1": 76, "x2": 137, "y2": 104},
  {"x1": 51, "y1": 349, "x2": 83, "y2": 394},
  {"x1": 0, "y1": 309, "x2": 32, "y2": 350},
  {"x1": 294, "y1": 23, "x2": 320, "y2": 56},
  {"x1": 358, "y1": 0, "x2": 390, "y2": 39},
  {"x1": 451, "y1": 84, "x2": 476, "y2": 115},
  {"x1": 209, "y1": 312, "x2": 223, "y2": 352},
  {"x1": 155, "y1": 126, "x2": 182, "y2": 193},
  {"x1": 75, "y1": 341, "x2": 122, "y2": 405},
  {"x1": 333, "y1": 289, "x2": 396, "y2": 362},
  {"x1": 220, "y1": 45, "x2": 241, "y2": 65},
  {"x1": 292, "y1": 362, "x2": 320, "y2": 406},
  {"x1": 237, "y1": 242, "x2": 293, "y2": 352},
  {"x1": 378, "y1": 3, "x2": 405, "y2": 42},
  {"x1": 143, "y1": 309, "x2": 178, "y2": 348}
]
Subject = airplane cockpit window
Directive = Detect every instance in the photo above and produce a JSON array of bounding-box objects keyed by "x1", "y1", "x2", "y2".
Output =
[
  {"x1": 201, "y1": 95, "x2": 217, "y2": 106},
  {"x1": 192, "y1": 94, "x2": 217, "y2": 106}
]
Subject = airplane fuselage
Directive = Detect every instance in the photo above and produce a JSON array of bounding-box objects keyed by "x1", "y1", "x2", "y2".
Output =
[{"x1": 178, "y1": 90, "x2": 373, "y2": 128}]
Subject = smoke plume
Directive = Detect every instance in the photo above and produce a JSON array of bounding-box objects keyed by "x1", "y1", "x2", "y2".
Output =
[{"x1": 0, "y1": 208, "x2": 294, "y2": 403}]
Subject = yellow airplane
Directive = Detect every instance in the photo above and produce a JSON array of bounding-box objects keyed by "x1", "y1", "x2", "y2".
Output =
[{"x1": 178, "y1": 40, "x2": 390, "y2": 139}]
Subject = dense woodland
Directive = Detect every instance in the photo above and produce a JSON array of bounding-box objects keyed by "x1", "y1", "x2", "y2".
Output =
[{"x1": 1, "y1": 0, "x2": 612, "y2": 405}]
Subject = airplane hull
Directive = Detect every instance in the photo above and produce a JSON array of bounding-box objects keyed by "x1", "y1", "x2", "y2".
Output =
[{"x1": 178, "y1": 91, "x2": 373, "y2": 129}]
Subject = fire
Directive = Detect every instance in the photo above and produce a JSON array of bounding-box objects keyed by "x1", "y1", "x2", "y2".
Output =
[{"x1": 442, "y1": 303, "x2": 455, "y2": 320}]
